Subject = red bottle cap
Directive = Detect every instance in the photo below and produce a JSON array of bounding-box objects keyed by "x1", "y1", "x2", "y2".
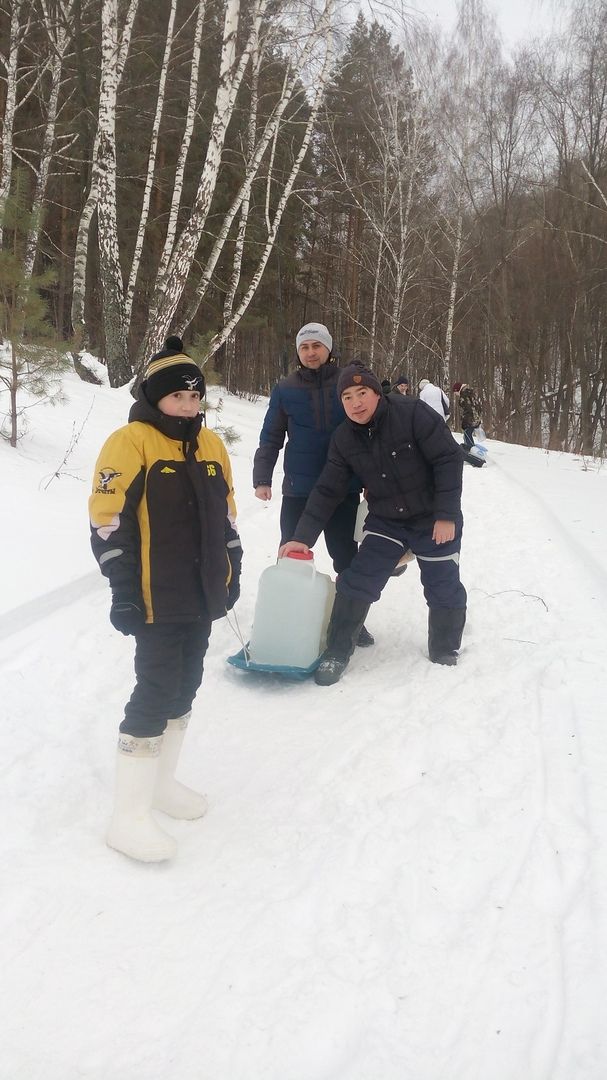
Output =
[{"x1": 286, "y1": 550, "x2": 313, "y2": 561}]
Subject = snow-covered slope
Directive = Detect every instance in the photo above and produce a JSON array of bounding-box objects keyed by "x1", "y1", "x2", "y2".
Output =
[{"x1": 2, "y1": 371, "x2": 607, "y2": 1080}]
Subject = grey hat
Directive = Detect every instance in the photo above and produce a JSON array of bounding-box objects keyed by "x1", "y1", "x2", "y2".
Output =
[{"x1": 296, "y1": 322, "x2": 332, "y2": 354}]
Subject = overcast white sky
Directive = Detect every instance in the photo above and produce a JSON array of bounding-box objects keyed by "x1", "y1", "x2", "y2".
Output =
[{"x1": 415, "y1": 0, "x2": 564, "y2": 50}]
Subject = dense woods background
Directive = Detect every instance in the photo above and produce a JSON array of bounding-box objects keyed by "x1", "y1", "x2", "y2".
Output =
[{"x1": 1, "y1": 0, "x2": 606, "y2": 452}]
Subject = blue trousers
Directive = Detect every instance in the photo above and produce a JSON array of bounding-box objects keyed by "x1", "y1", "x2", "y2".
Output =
[
  {"x1": 121, "y1": 620, "x2": 212, "y2": 738},
  {"x1": 336, "y1": 512, "x2": 467, "y2": 610}
]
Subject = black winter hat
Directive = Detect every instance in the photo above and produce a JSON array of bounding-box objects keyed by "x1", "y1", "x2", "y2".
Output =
[
  {"x1": 143, "y1": 336, "x2": 205, "y2": 406},
  {"x1": 337, "y1": 361, "x2": 383, "y2": 398}
]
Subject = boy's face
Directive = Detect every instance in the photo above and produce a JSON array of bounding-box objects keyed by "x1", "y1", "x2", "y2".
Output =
[
  {"x1": 341, "y1": 386, "x2": 381, "y2": 424},
  {"x1": 157, "y1": 390, "x2": 201, "y2": 418},
  {"x1": 297, "y1": 340, "x2": 330, "y2": 369}
]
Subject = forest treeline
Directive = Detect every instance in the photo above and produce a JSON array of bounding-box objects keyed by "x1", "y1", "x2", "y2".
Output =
[{"x1": 1, "y1": 0, "x2": 606, "y2": 452}]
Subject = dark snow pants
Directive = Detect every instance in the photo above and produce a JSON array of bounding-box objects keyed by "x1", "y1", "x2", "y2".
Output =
[
  {"x1": 336, "y1": 511, "x2": 467, "y2": 610},
  {"x1": 121, "y1": 619, "x2": 212, "y2": 738},
  {"x1": 280, "y1": 492, "x2": 359, "y2": 573}
]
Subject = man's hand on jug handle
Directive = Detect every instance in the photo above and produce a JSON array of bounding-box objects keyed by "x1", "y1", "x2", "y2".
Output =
[{"x1": 278, "y1": 540, "x2": 310, "y2": 559}]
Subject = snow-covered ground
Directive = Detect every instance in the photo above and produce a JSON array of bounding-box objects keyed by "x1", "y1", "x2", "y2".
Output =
[{"x1": 2, "y1": 369, "x2": 607, "y2": 1080}]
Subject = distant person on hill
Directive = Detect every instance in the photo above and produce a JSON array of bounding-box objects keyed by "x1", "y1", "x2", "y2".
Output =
[
  {"x1": 393, "y1": 375, "x2": 410, "y2": 395},
  {"x1": 418, "y1": 379, "x2": 450, "y2": 421},
  {"x1": 252, "y1": 322, "x2": 374, "y2": 647},
  {"x1": 89, "y1": 337, "x2": 242, "y2": 864},
  {"x1": 279, "y1": 362, "x2": 467, "y2": 685},
  {"x1": 453, "y1": 382, "x2": 482, "y2": 448}
]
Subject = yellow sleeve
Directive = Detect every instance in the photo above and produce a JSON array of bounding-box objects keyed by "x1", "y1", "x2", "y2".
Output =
[{"x1": 89, "y1": 426, "x2": 146, "y2": 589}]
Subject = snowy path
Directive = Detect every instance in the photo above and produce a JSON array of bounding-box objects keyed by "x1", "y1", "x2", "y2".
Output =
[{"x1": 3, "y1": 387, "x2": 607, "y2": 1080}]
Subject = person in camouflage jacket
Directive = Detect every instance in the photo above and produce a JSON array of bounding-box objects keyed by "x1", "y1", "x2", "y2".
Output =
[{"x1": 453, "y1": 382, "x2": 482, "y2": 448}]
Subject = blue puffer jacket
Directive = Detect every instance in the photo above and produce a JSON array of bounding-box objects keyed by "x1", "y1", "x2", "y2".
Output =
[{"x1": 253, "y1": 361, "x2": 359, "y2": 497}]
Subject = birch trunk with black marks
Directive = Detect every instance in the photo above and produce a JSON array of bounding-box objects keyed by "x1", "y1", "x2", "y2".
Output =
[
  {"x1": 205, "y1": 23, "x2": 334, "y2": 358},
  {"x1": 0, "y1": 0, "x2": 24, "y2": 248},
  {"x1": 70, "y1": 0, "x2": 139, "y2": 352},
  {"x1": 23, "y1": 0, "x2": 75, "y2": 278},
  {"x1": 140, "y1": 0, "x2": 247, "y2": 360},
  {"x1": 173, "y1": 0, "x2": 335, "y2": 346},
  {"x1": 125, "y1": 0, "x2": 178, "y2": 323},
  {"x1": 97, "y1": 0, "x2": 130, "y2": 385},
  {"x1": 156, "y1": 0, "x2": 207, "y2": 282}
]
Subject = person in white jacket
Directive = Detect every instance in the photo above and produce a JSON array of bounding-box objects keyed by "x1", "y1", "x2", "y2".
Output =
[{"x1": 418, "y1": 379, "x2": 450, "y2": 421}]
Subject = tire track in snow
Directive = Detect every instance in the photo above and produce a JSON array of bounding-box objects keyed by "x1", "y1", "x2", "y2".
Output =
[
  {"x1": 490, "y1": 447, "x2": 607, "y2": 608},
  {"x1": 442, "y1": 450, "x2": 607, "y2": 1079},
  {"x1": 0, "y1": 572, "x2": 102, "y2": 642}
]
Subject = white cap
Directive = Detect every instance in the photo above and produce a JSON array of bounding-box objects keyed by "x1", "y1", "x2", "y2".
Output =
[
  {"x1": 296, "y1": 322, "x2": 332, "y2": 354},
  {"x1": 419, "y1": 379, "x2": 430, "y2": 390}
]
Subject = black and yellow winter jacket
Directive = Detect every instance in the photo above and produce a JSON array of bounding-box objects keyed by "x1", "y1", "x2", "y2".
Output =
[{"x1": 89, "y1": 395, "x2": 241, "y2": 623}]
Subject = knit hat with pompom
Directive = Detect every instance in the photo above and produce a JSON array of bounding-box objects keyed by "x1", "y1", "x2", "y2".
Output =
[{"x1": 143, "y1": 336, "x2": 205, "y2": 406}]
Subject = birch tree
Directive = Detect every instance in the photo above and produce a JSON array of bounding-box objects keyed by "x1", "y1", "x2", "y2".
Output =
[
  {"x1": 156, "y1": 0, "x2": 207, "y2": 282},
  {"x1": 23, "y1": 0, "x2": 77, "y2": 277},
  {"x1": 124, "y1": 0, "x2": 178, "y2": 323},
  {"x1": 426, "y1": 0, "x2": 500, "y2": 378},
  {"x1": 205, "y1": 33, "x2": 334, "y2": 361},
  {"x1": 0, "y1": 0, "x2": 27, "y2": 248},
  {"x1": 137, "y1": 0, "x2": 263, "y2": 364},
  {"x1": 222, "y1": 20, "x2": 261, "y2": 384},
  {"x1": 129, "y1": 0, "x2": 336, "y2": 371},
  {"x1": 96, "y1": 0, "x2": 130, "y2": 383},
  {"x1": 70, "y1": 0, "x2": 139, "y2": 360}
]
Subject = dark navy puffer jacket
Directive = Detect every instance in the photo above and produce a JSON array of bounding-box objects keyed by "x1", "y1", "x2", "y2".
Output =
[
  {"x1": 253, "y1": 361, "x2": 359, "y2": 497},
  {"x1": 293, "y1": 393, "x2": 464, "y2": 547}
]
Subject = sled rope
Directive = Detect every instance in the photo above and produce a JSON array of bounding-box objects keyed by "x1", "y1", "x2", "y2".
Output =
[{"x1": 225, "y1": 607, "x2": 250, "y2": 664}]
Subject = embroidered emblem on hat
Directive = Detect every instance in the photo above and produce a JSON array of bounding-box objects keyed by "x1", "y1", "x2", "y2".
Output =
[
  {"x1": 183, "y1": 376, "x2": 201, "y2": 390},
  {"x1": 353, "y1": 374, "x2": 362, "y2": 384}
]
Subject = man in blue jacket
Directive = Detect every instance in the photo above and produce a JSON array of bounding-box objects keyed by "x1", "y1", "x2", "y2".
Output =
[
  {"x1": 280, "y1": 362, "x2": 467, "y2": 684},
  {"x1": 253, "y1": 323, "x2": 373, "y2": 647}
]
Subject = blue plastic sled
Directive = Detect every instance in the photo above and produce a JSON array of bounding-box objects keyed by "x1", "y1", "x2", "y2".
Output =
[{"x1": 226, "y1": 646, "x2": 320, "y2": 680}]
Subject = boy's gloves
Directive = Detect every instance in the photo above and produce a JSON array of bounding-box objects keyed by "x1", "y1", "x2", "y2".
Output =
[
  {"x1": 226, "y1": 578, "x2": 240, "y2": 611},
  {"x1": 110, "y1": 594, "x2": 145, "y2": 636}
]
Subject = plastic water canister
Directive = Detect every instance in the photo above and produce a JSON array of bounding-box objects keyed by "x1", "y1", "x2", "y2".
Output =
[
  {"x1": 469, "y1": 444, "x2": 488, "y2": 460},
  {"x1": 248, "y1": 552, "x2": 335, "y2": 668}
]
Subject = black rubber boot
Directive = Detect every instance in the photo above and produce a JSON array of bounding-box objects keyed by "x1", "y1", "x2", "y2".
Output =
[
  {"x1": 356, "y1": 624, "x2": 375, "y2": 648},
  {"x1": 315, "y1": 594, "x2": 370, "y2": 685},
  {"x1": 428, "y1": 607, "x2": 466, "y2": 666}
]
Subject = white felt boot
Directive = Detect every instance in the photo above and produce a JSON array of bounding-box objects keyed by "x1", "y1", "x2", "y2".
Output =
[
  {"x1": 153, "y1": 714, "x2": 208, "y2": 820},
  {"x1": 106, "y1": 735, "x2": 177, "y2": 862}
]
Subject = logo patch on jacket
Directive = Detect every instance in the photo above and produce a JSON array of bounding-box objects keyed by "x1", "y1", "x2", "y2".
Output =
[
  {"x1": 161, "y1": 466, "x2": 176, "y2": 474},
  {"x1": 96, "y1": 468, "x2": 122, "y2": 494}
]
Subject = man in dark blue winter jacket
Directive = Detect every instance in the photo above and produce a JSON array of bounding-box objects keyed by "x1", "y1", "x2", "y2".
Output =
[
  {"x1": 253, "y1": 323, "x2": 373, "y2": 646},
  {"x1": 280, "y1": 362, "x2": 467, "y2": 684}
]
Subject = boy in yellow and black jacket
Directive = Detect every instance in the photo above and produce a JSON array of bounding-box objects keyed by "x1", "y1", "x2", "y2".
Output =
[{"x1": 89, "y1": 336, "x2": 242, "y2": 863}]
